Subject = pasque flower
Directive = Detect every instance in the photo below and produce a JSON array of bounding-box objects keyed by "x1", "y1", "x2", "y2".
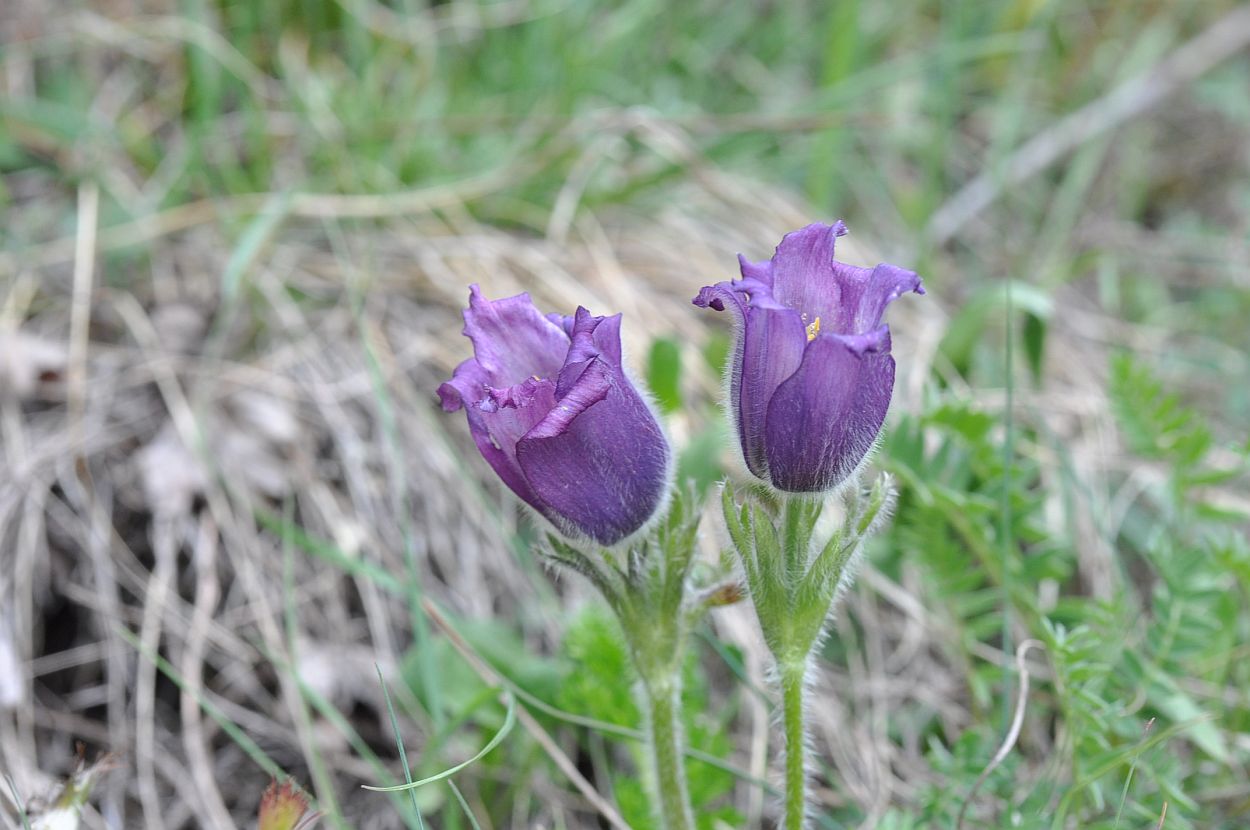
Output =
[
  {"x1": 694, "y1": 222, "x2": 923, "y2": 493},
  {"x1": 438, "y1": 285, "x2": 670, "y2": 545}
]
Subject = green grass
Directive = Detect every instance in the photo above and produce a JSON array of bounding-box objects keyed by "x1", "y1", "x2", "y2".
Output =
[{"x1": 3, "y1": 0, "x2": 1249, "y2": 827}]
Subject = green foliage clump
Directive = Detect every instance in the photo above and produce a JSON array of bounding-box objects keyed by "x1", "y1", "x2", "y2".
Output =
[{"x1": 880, "y1": 353, "x2": 1249, "y2": 828}]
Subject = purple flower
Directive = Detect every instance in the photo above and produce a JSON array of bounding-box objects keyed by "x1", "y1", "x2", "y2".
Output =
[
  {"x1": 694, "y1": 222, "x2": 924, "y2": 493},
  {"x1": 438, "y1": 286, "x2": 670, "y2": 545}
]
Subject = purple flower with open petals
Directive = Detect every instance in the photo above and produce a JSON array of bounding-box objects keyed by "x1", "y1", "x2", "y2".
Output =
[
  {"x1": 694, "y1": 222, "x2": 924, "y2": 493},
  {"x1": 438, "y1": 286, "x2": 670, "y2": 545}
]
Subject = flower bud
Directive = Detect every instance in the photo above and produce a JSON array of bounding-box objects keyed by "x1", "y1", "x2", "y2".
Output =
[{"x1": 440, "y1": 286, "x2": 670, "y2": 545}]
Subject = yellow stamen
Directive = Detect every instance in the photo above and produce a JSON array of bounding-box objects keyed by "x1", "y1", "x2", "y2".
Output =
[{"x1": 805, "y1": 316, "x2": 821, "y2": 342}]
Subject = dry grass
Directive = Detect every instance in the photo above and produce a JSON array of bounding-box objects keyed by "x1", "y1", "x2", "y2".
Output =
[{"x1": 2, "y1": 1, "x2": 1249, "y2": 828}]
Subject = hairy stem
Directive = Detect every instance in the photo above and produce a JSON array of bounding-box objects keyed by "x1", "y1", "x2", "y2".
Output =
[
  {"x1": 643, "y1": 676, "x2": 694, "y2": 830},
  {"x1": 781, "y1": 660, "x2": 808, "y2": 830}
]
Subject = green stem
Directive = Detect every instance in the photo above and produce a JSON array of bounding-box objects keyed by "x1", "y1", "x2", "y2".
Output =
[
  {"x1": 781, "y1": 660, "x2": 808, "y2": 830},
  {"x1": 643, "y1": 676, "x2": 694, "y2": 830}
]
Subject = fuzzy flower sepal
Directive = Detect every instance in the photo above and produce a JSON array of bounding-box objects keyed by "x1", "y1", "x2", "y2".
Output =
[{"x1": 720, "y1": 474, "x2": 894, "y2": 662}]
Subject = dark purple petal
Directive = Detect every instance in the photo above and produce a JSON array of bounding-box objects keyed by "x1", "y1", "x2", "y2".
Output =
[
  {"x1": 516, "y1": 314, "x2": 669, "y2": 545},
  {"x1": 587, "y1": 309, "x2": 624, "y2": 369},
  {"x1": 546, "y1": 309, "x2": 624, "y2": 367},
  {"x1": 556, "y1": 307, "x2": 623, "y2": 395},
  {"x1": 763, "y1": 328, "x2": 895, "y2": 492},
  {"x1": 692, "y1": 272, "x2": 780, "y2": 320},
  {"x1": 526, "y1": 359, "x2": 612, "y2": 440},
  {"x1": 694, "y1": 278, "x2": 806, "y2": 478},
  {"x1": 733, "y1": 305, "x2": 807, "y2": 478},
  {"x1": 462, "y1": 284, "x2": 569, "y2": 387}
]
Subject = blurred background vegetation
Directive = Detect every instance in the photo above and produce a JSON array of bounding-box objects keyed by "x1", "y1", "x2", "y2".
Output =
[{"x1": 1, "y1": 0, "x2": 1248, "y2": 828}]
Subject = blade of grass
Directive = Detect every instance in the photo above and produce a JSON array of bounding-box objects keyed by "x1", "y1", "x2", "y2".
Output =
[
  {"x1": 1001, "y1": 260, "x2": 1016, "y2": 736},
  {"x1": 376, "y1": 664, "x2": 425, "y2": 829},
  {"x1": 4, "y1": 774, "x2": 33, "y2": 830},
  {"x1": 254, "y1": 507, "x2": 405, "y2": 593},
  {"x1": 362, "y1": 693, "x2": 516, "y2": 793},
  {"x1": 1114, "y1": 719, "x2": 1155, "y2": 829},
  {"x1": 446, "y1": 781, "x2": 482, "y2": 830}
]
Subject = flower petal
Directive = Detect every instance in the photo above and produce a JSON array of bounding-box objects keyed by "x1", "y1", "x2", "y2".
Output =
[
  {"x1": 437, "y1": 356, "x2": 492, "y2": 413},
  {"x1": 587, "y1": 309, "x2": 625, "y2": 369},
  {"x1": 546, "y1": 309, "x2": 623, "y2": 369},
  {"x1": 734, "y1": 304, "x2": 807, "y2": 478},
  {"x1": 692, "y1": 280, "x2": 744, "y2": 318},
  {"x1": 516, "y1": 319, "x2": 669, "y2": 545},
  {"x1": 767, "y1": 221, "x2": 848, "y2": 322},
  {"x1": 824, "y1": 261, "x2": 925, "y2": 336},
  {"x1": 526, "y1": 359, "x2": 612, "y2": 440},
  {"x1": 462, "y1": 284, "x2": 569, "y2": 387},
  {"x1": 763, "y1": 328, "x2": 895, "y2": 492},
  {"x1": 693, "y1": 276, "x2": 806, "y2": 479},
  {"x1": 765, "y1": 223, "x2": 923, "y2": 336},
  {"x1": 555, "y1": 307, "x2": 622, "y2": 396},
  {"x1": 736, "y1": 252, "x2": 774, "y2": 287},
  {"x1": 465, "y1": 378, "x2": 560, "y2": 518},
  {"x1": 546, "y1": 312, "x2": 575, "y2": 338}
]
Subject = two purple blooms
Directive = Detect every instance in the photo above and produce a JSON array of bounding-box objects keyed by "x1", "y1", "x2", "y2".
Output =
[{"x1": 438, "y1": 222, "x2": 925, "y2": 545}]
